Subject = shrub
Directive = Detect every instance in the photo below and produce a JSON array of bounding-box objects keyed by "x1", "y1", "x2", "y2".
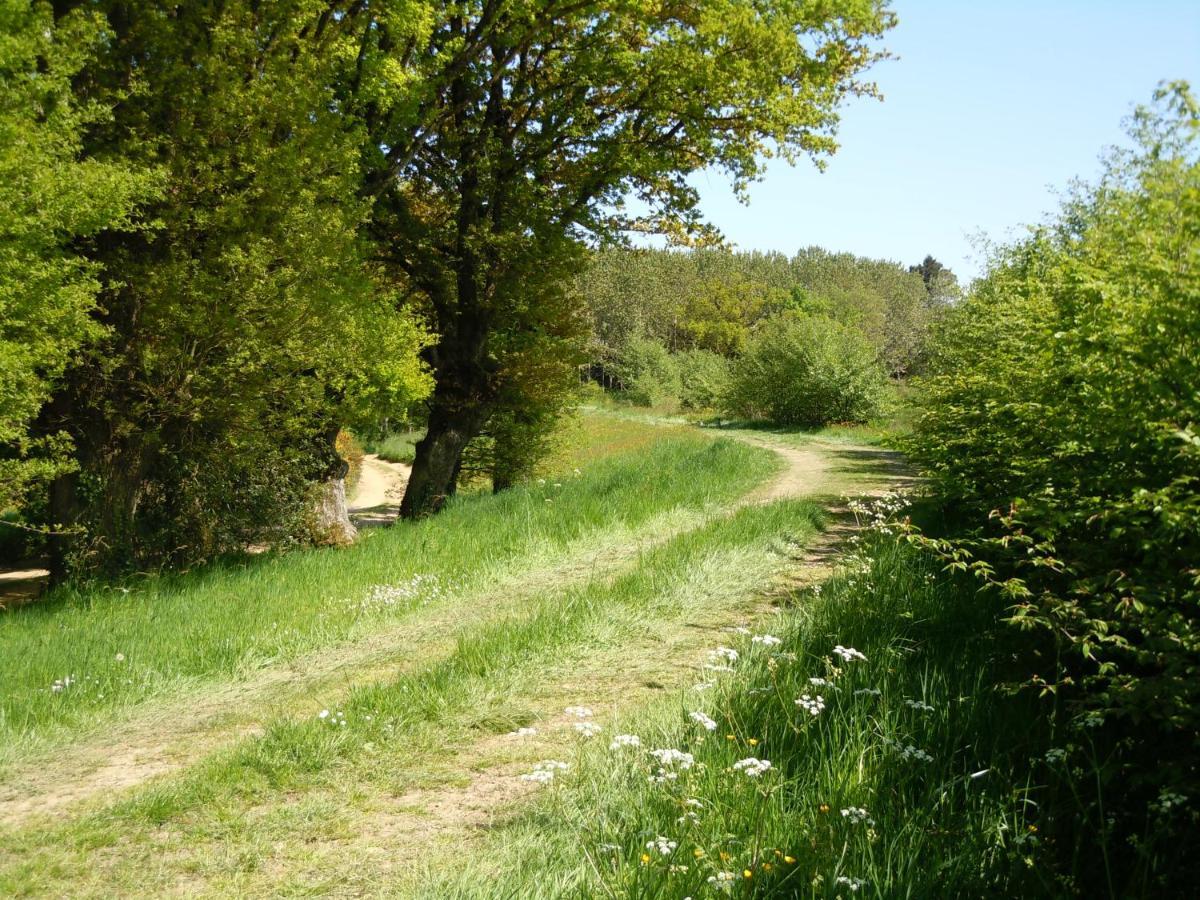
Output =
[
  {"x1": 904, "y1": 84, "x2": 1200, "y2": 888},
  {"x1": 724, "y1": 313, "x2": 885, "y2": 426},
  {"x1": 675, "y1": 348, "x2": 731, "y2": 412},
  {"x1": 611, "y1": 335, "x2": 680, "y2": 407}
]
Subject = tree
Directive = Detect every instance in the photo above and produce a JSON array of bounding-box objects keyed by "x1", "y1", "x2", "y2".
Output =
[
  {"x1": 909, "y1": 254, "x2": 960, "y2": 306},
  {"x1": 353, "y1": 0, "x2": 896, "y2": 517},
  {"x1": 0, "y1": 1, "x2": 154, "y2": 519},
  {"x1": 38, "y1": 1, "x2": 429, "y2": 575}
]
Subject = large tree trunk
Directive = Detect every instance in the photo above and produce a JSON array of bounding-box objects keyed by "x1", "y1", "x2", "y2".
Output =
[{"x1": 400, "y1": 395, "x2": 490, "y2": 518}]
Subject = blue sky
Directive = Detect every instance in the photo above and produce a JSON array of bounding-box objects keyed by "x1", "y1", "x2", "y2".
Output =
[{"x1": 690, "y1": 1, "x2": 1200, "y2": 282}]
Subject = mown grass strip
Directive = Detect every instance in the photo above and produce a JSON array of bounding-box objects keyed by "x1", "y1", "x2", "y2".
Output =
[
  {"x1": 0, "y1": 434, "x2": 778, "y2": 765},
  {"x1": 0, "y1": 499, "x2": 822, "y2": 898}
]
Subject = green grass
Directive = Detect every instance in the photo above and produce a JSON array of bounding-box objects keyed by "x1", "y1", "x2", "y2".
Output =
[
  {"x1": 422, "y1": 514, "x2": 1057, "y2": 899},
  {"x1": 363, "y1": 429, "x2": 422, "y2": 464},
  {"x1": 0, "y1": 433, "x2": 778, "y2": 768},
  {"x1": 0, "y1": 496, "x2": 824, "y2": 897}
]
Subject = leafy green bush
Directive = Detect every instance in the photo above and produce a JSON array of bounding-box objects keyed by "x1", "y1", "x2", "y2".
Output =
[
  {"x1": 724, "y1": 313, "x2": 885, "y2": 426},
  {"x1": 675, "y1": 348, "x2": 731, "y2": 412},
  {"x1": 612, "y1": 335, "x2": 680, "y2": 407},
  {"x1": 905, "y1": 84, "x2": 1200, "y2": 887}
]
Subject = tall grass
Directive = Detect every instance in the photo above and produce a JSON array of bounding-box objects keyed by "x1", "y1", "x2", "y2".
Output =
[
  {"x1": 362, "y1": 429, "x2": 422, "y2": 464},
  {"x1": 0, "y1": 435, "x2": 778, "y2": 765},
  {"x1": 425, "y1": 511, "x2": 1058, "y2": 898}
]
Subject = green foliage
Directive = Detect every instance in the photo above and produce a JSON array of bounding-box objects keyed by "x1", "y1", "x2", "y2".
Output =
[
  {"x1": 0, "y1": 2, "x2": 155, "y2": 514},
  {"x1": 354, "y1": 0, "x2": 896, "y2": 516},
  {"x1": 579, "y1": 246, "x2": 934, "y2": 379},
  {"x1": 36, "y1": 2, "x2": 429, "y2": 574},
  {"x1": 906, "y1": 83, "x2": 1200, "y2": 889},
  {"x1": 611, "y1": 335, "x2": 681, "y2": 408},
  {"x1": 676, "y1": 348, "x2": 732, "y2": 412},
  {"x1": 725, "y1": 314, "x2": 886, "y2": 426}
]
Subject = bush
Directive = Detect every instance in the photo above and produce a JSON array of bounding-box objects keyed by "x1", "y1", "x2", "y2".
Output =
[
  {"x1": 675, "y1": 348, "x2": 731, "y2": 412},
  {"x1": 611, "y1": 335, "x2": 680, "y2": 407},
  {"x1": 905, "y1": 85, "x2": 1200, "y2": 889},
  {"x1": 724, "y1": 313, "x2": 885, "y2": 426}
]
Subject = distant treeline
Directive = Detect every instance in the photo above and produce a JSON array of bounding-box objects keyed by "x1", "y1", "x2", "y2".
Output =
[{"x1": 574, "y1": 246, "x2": 958, "y2": 421}]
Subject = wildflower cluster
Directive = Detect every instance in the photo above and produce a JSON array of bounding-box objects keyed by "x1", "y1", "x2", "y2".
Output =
[
  {"x1": 731, "y1": 757, "x2": 773, "y2": 778},
  {"x1": 846, "y1": 491, "x2": 908, "y2": 534},
  {"x1": 796, "y1": 694, "x2": 826, "y2": 716},
  {"x1": 645, "y1": 836, "x2": 678, "y2": 856},
  {"x1": 317, "y1": 708, "x2": 347, "y2": 726},
  {"x1": 520, "y1": 759, "x2": 569, "y2": 784},
  {"x1": 689, "y1": 711, "x2": 718, "y2": 732},
  {"x1": 357, "y1": 574, "x2": 443, "y2": 612},
  {"x1": 833, "y1": 645, "x2": 867, "y2": 663},
  {"x1": 841, "y1": 806, "x2": 874, "y2": 825},
  {"x1": 574, "y1": 721, "x2": 602, "y2": 738},
  {"x1": 649, "y1": 747, "x2": 695, "y2": 783}
]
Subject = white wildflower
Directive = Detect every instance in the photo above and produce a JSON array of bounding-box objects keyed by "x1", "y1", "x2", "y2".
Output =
[
  {"x1": 708, "y1": 646, "x2": 739, "y2": 665},
  {"x1": 574, "y1": 721, "x2": 602, "y2": 738},
  {"x1": 1044, "y1": 747, "x2": 1067, "y2": 764},
  {"x1": 564, "y1": 705, "x2": 594, "y2": 718},
  {"x1": 520, "y1": 759, "x2": 569, "y2": 784},
  {"x1": 752, "y1": 634, "x2": 782, "y2": 647},
  {"x1": 905, "y1": 699, "x2": 935, "y2": 712},
  {"x1": 732, "y1": 757, "x2": 773, "y2": 778},
  {"x1": 707, "y1": 871, "x2": 736, "y2": 889},
  {"x1": 836, "y1": 875, "x2": 866, "y2": 892},
  {"x1": 854, "y1": 688, "x2": 882, "y2": 697},
  {"x1": 833, "y1": 645, "x2": 867, "y2": 663},
  {"x1": 841, "y1": 806, "x2": 874, "y2": 826},
  {"x1": 809, "y1": 676, "x2": 831, "y2": 687},
  {"x1": 689, "y1": 711, "x2": 718, "y2": 732},
  {"x1": 114, "y1": 653, "x2": 126, "y2": 663},
  {"x1": 645, "y1": 836, "x2": 678, "y2": 856},
  {"x1": 795, "y1": 694, "x2": 826, "y2": 716},
  {"x1": 610, "y1": 733, "x2": 641, "y2": 750},
  {"x1": 507, "y1": 726, "x2": 538, "y2": 737},
  {"x1": 693, "y1": 682, "x2": 714, "y2": 692}
]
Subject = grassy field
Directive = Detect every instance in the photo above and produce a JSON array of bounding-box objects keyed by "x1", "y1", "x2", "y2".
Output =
[
  {"x1": 0, "y1": 423, "x2": 776, "y2": 769},
  {"x1": 0, "y1": 409, "x2": 932, "y2": 898}
]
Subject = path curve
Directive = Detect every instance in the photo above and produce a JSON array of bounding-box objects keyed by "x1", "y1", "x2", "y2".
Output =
[{"x1": 0, "y1": 431, "x2": 908, "y2": 829}]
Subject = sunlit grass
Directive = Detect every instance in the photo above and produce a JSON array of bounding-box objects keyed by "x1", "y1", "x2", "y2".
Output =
[
  {"x1": 425, "y1": 508, "x2": 1051, "y2": 898},
  {"x1": 0, "y1": 432, "x2": 778, "y2": 767},
  {"x1": 0, "y1": 496, "x2": 824, "y2": 898}
]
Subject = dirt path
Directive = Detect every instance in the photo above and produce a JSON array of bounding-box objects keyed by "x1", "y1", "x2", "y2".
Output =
[
  {"x1": 0, "y1": 431, "x2": 910, "y2": 835},
  {"x1": 349, "y1": 454, "x2": 411, "y2": 525}
]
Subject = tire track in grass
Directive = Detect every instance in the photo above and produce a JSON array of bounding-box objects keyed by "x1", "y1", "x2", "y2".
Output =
[
  {"x1": 0, "y1": 503, "x2": 726, "y2": 827},
  {"x1": 0, "y1": 428, "x2": 907, "y2": 896}
]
